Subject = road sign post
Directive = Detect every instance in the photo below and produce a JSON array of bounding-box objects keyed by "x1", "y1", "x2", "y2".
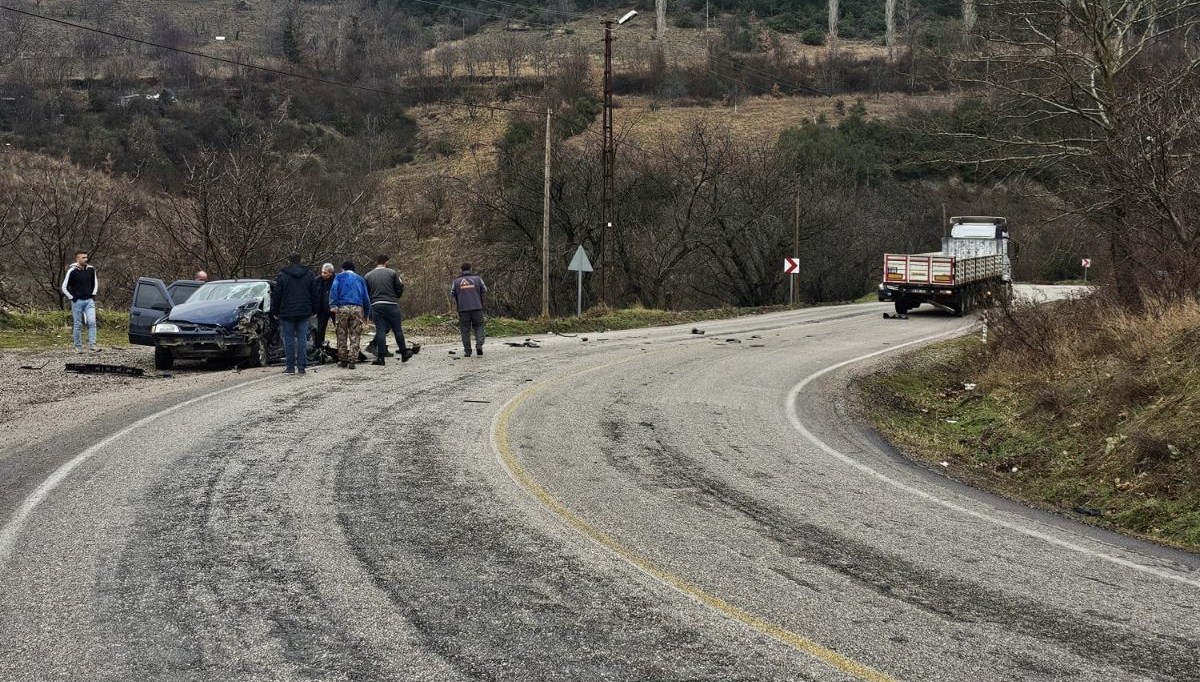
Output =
[
  {"x1": 1081, "y1": 257, "x2": 1091, "y2": 284},
  {"x1": 784, "y1": 257, "x2": 799, "y2": 304},
  {"x1": 568, "y1": 246, "x2": 594, "y2": 316}
]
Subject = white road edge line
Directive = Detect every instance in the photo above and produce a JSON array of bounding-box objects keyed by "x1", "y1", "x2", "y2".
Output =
[
  {"x1": 0, "y1": 375, "x2": 276, "y2": 569},
  {"x1": 786, "y1": 330, "x2": 1200, "y2": 590}
]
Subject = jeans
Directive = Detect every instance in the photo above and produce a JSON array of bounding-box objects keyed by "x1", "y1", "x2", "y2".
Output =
[
  {"x1": 371, "y1": 303, "x2": 406, "y2": 355},
  {"x1": 279, "y1": 316, "x2": 310, "y2": 370},
  {"x1": 458, "y1": 309, "x2": 485, "y2": 352},
  {"x1": 71, "y1": 298, "x2": 96, "y2": 348}
]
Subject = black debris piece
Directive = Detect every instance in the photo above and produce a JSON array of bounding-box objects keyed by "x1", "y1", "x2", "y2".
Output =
[
  {"x1": 725, "y1": 338, "x2": 742, "y2": 344},
  {"x1": 463, "y1": 399, "x2": 491, "y2": 404},
  {"x1": 65, "y1": 363, "x2": 145, "y2": 377},
  {"x1": 19, "y1": 361, "x2": 50, "y2": 370},
  {"x1": 581, "y1": 337, "x2": 588, "y2": 342},
  {"x1": 553, "y1": 331, "x2": 579, "y2": 338},
  {"x1": 505, "y1": 339, "x2": 541, "y2": 348},
  {"x1": 691, "y1": 328, "x2": 705, "y2": 335},
  {"x1": 750, "y1": 334, "x2": 761, "y2": 339},
  {"x1": 883, "y1": 313, "x2": 909, "y2": 320},
  {"x1": 1074, "y1": 506, "x2": 1102, "y2": 517},
  {"x1": 449, "y1": 350, "x2": 457, "y2": 355}
]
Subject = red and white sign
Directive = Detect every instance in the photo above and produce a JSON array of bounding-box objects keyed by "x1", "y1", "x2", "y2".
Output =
[
  {"x1": 1081, "y1": 258, "x2": 1092, "y2": 268},
  {"x1": 784, "y1": 257, "x2": 799, "y2": 274}
]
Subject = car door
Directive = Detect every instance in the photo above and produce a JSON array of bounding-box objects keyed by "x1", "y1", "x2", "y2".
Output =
[
  {"x1": 169, "y1": 280, "x2": 203, "y2": 304},
  {"x1": 129, "y1": 278, "x2": 174, "y2": 346}
]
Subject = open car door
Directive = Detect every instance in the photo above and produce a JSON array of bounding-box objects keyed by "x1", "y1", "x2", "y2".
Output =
[
  {"x1": 169, "y1": 279, "x2": 203, "y2": 304},
  {"x1": 129, "y1": 278, "x2": 174, "y2": 346}
]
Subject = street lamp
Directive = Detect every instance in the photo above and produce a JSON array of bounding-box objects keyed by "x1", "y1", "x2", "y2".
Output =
[{"x1": 600, "y1": 8, "x2": 638, "y2": 306}]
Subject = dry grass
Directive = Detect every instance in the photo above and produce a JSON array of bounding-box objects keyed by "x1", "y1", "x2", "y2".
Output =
[{"x1": 858, "y1": 290, "x2": 1200, "y2": 551}]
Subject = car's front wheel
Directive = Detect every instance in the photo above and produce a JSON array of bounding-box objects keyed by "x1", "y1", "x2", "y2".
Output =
[
  {"x1": 154, "y1": 346, "x2": 174, "y2": 370},
  {"x1": 247, "y1": 337, "x2": 270, "y2": 367}
]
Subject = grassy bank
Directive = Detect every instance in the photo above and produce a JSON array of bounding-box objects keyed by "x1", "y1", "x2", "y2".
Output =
[
  {"x1": 1, "y1": 302, "x2": 814, "y2": 350},
  {"x1": 855, "y1": 295, "x2": 1200, "y2": 552}
]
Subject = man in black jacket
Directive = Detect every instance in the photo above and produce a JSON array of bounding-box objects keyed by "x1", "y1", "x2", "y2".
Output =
[
  {"x1": 60, "y1": 250, "x2": 100, "y2": 352},
  {"x1": 271, "y1": 254, "x2": 319, "y2": 374},
  {"x1": 315, "y1": 263, "x2": 335, "y2": 346}
]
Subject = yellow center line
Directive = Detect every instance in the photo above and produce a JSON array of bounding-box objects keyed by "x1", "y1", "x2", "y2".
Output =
[{"x1": 491, "y1": 354, "x2": 898, "y2": 682}]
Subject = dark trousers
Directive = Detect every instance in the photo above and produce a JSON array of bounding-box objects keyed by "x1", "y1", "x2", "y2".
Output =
[
  {"x1": 280, "y1": 316, "x2": 310, "y2": 370},
  {"x1": 372, "y1": 303, "x2": 406, "y2": 355},
  {"x1": 315, "y1": 311, "x2": 331, "y2": 346},
  {"x1": 458, "y1": 309, "x2": 485, "y2": 352}
]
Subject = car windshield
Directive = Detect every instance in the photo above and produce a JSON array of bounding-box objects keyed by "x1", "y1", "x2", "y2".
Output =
[{"x1": 188, "y1": 281, "x2": 270, "y2": 304}]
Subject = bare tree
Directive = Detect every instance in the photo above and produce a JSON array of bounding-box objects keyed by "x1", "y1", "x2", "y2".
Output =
[
  {"x1": 956, "y1": 0, "x2": 1200, "y2": 296},
  {"x1": 3, "y1": 157, "x2": 137, "y2": 307},
  {"x1": 150, "y1": 133, "x2": 369, "y2": 279}
]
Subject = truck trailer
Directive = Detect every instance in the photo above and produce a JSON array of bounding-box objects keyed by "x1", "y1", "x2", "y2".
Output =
[{"x1": 877, "y1": 216, "x2": 1012, "y2": 316}]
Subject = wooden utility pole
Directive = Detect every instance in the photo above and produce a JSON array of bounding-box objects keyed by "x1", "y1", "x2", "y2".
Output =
[
  {"x1": 542, "y1": 104, "x2": 552, "y2": 318},
  {"x1": 792, "y1": 183, "x2": 800, "y2": 304},
  {"x1": 656, "y1": 0, "x2": 666, "y2": 37}
]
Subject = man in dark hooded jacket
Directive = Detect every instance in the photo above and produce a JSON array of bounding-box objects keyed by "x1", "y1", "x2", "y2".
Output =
[{"x1": 272, "y1": 254, "x2": 320, "y2": 374}]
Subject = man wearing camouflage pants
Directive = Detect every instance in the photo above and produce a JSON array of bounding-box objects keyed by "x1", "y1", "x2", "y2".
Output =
[{"x1": 328, "y1": 260, "x2": 371, "y2": 369}]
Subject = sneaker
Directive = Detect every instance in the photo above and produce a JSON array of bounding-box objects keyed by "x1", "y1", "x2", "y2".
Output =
[
  {"x1": 348, "y1": 362, "x2": 356, "y2": 370},
  {"x1": 371, "y1": 357, "x2": 385, "y2": 366},
  {"x1": 464, "y1": 348, "x2": 472, "y2": 357},
  {"x1": 283, "y1": 367, "x2": 295, "y2": 374},
  {"x1": 297, "y1": 368, "x2": 306, "y2": 375},
  {"x1": 89, "y1": 345, "x2": 101, "y2": 352},
  {"x1": 400, "y1": 350, "x2": 413, "y2": 363},
  {"x1": 475, "y1": 347, "x2": 483, "y2": 356},
  {"x1": 74, "y1": 346, "x2": 83, "y2": 354}
]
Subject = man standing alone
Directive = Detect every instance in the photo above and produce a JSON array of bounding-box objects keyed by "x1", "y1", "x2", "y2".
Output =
[
  {"x1": 61, "y1": 250, "x2": 100, "y2": 353},
  {"x1": 329, "y1": 261, "x2": 371, "y2": 369},
  {"x1": 450, "y1": 262, "x2": 487, "y2": 357},
  {"x1": 364, "y1": 254, "x2": 412, "y2": 366},
  {"x1": 272, "y1": 254, "x2": 319, "y2": 375}
]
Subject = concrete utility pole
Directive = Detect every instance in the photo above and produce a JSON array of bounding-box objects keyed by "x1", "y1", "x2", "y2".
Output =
[
  {"x1": 542, "y1": 104, "x2": 552, "y2": 318},
  {"x1": 656, "y1": 0, "x2": 666, "y2": 37},
  {"x1": 601, "y1": 19, "x2": 615, "y2": 306},
  {"x1": 885, "y1": 0, "x2": 897, "y2": 62},
  {"x1": 828, "y1": 0, "x2": 840, "y2": 63}
]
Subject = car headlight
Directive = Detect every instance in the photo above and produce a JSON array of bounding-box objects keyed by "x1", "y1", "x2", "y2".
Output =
[{"x1": 153, "y1": 323, "x2": 181, "y2": 334}]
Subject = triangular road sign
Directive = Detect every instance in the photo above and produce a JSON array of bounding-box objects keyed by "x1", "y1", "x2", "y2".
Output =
[{"x1": 568, "y1": 245, "x2": 593, "y2": 272}]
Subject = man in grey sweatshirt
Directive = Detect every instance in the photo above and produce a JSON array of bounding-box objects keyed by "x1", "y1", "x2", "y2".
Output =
[
  {"x1": 450, "y1": 262, "x2": 487, "y2": 357},
  {"x1": 364, "y1": 254, "x2": 411, "y2": 365}
]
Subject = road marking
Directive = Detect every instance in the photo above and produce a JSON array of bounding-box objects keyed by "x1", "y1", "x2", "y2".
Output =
[
  {"x1": 786, "y1": 331, "x2": 1200, "y2": 590},
  {"x1": 492, "y1": 359, "x2": 898, "y2": 682},
  {"x1": 0, "y1": 375, "x2": 276, "y2": 569}
]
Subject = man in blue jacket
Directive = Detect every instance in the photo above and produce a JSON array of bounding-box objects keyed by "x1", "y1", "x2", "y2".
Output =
[
  {"x1": 328, "y1": 260, "x2": 371, "y2": 369},
  {"x1": 450, "y1": 262, "x2": 488, "y2": 357},
  {"x1": 271, "y1": 254, "x2": 319, "y2": 375}
]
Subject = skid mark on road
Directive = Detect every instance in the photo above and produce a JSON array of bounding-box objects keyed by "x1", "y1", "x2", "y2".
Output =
[
  {"x1": 0, "y1": 375, "x2": 275, "y2": 568},
  {"x1": 492, "y1": 357, "x2": 899, "y2": 682},
  {"x1": 786, "y1": 332, "x2": 1200, "y2": 591}
]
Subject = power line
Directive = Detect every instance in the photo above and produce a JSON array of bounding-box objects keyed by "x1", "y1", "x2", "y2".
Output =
[{"x1": 0, "y1": 4, "x2": 553, "y2": 118}]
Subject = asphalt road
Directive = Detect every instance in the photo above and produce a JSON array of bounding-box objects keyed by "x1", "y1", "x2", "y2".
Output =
[{"x1": 1, "y1": 292, "x2": 1197, "y2": 681}]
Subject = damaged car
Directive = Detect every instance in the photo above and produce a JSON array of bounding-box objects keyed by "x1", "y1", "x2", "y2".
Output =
[{"x1": 130, "y1": 277, "x2": 315, "y2": 370}]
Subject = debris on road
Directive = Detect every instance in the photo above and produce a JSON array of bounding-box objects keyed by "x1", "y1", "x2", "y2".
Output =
[
  {"x1": 691, "y1": 328, "x2": 705, "y2": 335},
  {"x1": 883, "y1": 313, "x2": 909, "y2": 320},
  {"x1": 65, "y1": 363, "x2": 145, "y2": 377},
  {"x1": 725, "y1": 338, "x2": 742, "y2": 344},
  {"x1": 1074, "y1": 506, "x2": 1102, "y2": 517},
  {"x1": 19, "y1": 361, "x2": 50, "y2": 370},
  {"x1": 463, "y1": 399, "x2": 491, "y2": 404},
  {"x1": 505, "y1": 339, "x2": 541, "y2": 348}
]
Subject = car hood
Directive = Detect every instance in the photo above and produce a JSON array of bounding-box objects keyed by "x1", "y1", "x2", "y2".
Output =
[{"x1": 166, "y1": 298, "x2": 260, "y2": 328}]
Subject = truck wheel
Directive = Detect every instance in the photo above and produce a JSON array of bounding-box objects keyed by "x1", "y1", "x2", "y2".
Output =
[
  {"x1": 894, "y1": 302, "x2": 910, "y2": 315},
  {"x1": 154, "y1": 346, "x2": 174, "y2": 370}
]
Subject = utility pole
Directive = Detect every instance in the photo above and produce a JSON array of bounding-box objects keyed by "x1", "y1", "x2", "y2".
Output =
[
  {"x1": 601, "y1": 19, "x2": 615, "y2": 306},
  {"x1": 792, "y1": 183, "x2": 800, "y2": 305},
  {"x1": 656, "y1": 0, "x2": 666, "y2": 37},
  {"x1": 542, "y1": 103, "x2": 552, "y2": 318}
]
